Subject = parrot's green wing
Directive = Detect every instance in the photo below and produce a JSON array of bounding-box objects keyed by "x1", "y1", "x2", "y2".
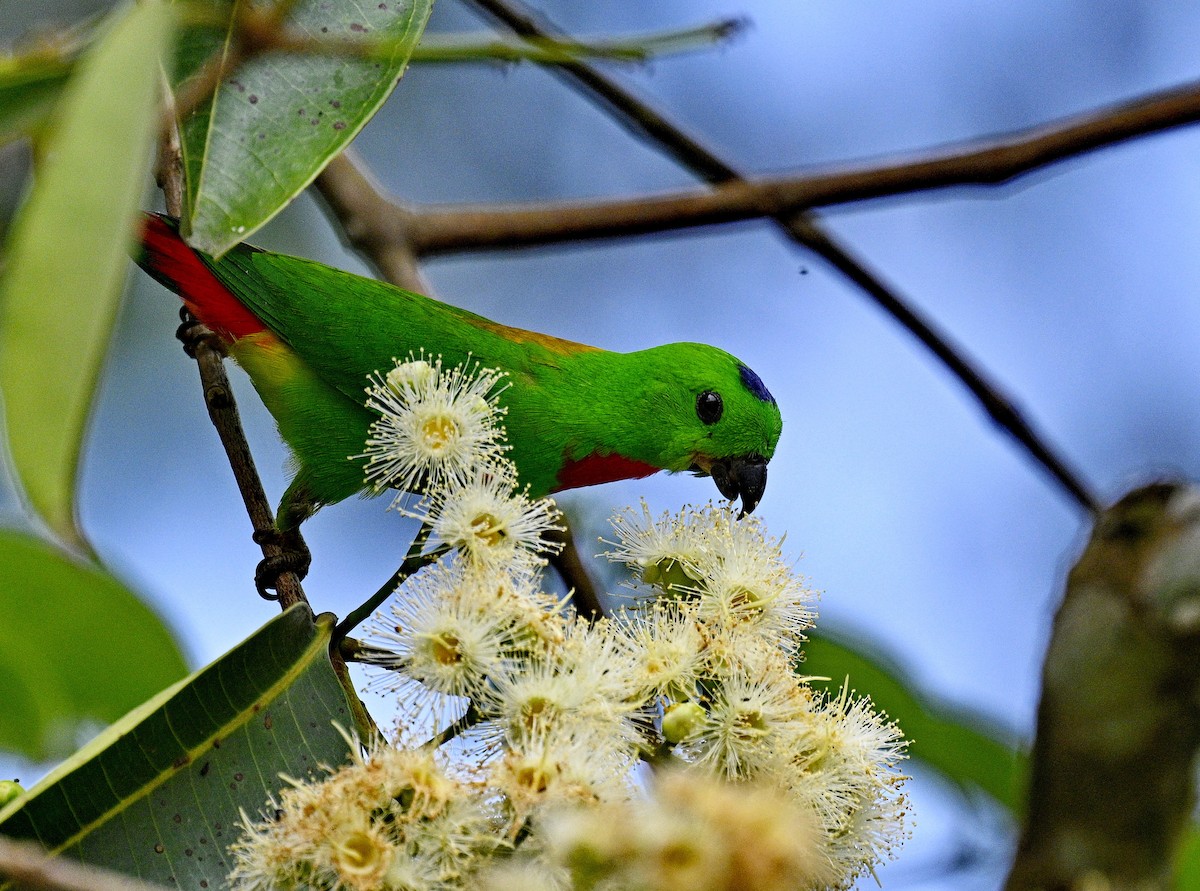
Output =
[
  {"x1": 210, "y1": 247, "x2": 588, "y2": 403},
  {"x1": 205, "y1": 245, "x2": 605, "y2": 503}
]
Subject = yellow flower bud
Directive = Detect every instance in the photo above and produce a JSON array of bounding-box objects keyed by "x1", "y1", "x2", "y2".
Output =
[{"x1": 661, "y1": 701, "x2": 707, "y2": 743}]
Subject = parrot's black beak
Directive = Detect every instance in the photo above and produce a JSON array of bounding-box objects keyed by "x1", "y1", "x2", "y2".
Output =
[{"x1": 708, "y1": 453, "x2": 768, "y2": 516}]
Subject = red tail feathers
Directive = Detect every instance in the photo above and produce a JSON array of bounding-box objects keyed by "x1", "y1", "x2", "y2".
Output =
[{"x1": 138, "y1": 214, "x2": 266, "y2": 342}]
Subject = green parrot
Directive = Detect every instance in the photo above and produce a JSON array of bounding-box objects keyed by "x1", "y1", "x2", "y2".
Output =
[{"x1": 137, "y1": 215, "x2": 782, "y2": 531}]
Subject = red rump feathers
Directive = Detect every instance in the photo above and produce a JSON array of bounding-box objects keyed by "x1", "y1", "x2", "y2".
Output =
[
  {"x1": 555, "y1": 451, "x2": 660, "y2": 491},
  {"x1": 138, "y1": 215, "x2": 266, "y2": 342}
]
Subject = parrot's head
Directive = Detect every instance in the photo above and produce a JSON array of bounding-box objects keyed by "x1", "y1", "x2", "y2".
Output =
[{"x1": 632, "y1": 343, "x2": 783, "y2": 514}]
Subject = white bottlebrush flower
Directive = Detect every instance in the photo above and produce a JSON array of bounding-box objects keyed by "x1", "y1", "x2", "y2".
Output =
[
  {"x1": 602, "y1": 500, "x2": 715, "y2": 596},
  {"x1": 359, "y1": 354, "x2": 511, "y2": 502},
  {"x1": 785, "y1": 687, "x2": 910, "y2": 885},
  {"x1": 324, "y1": 816, "x2": 395, "y2": 890},
  {"x1": 234, "y1": 457, "x2": 910, "y2": 891},
  {"x1": 228, "y1": 800, "x2": 312, "y2": 891},
  {"x1": 695, "y1": 568, "x2": 814, "y2": 656},
  {"x1": 229, "y1": 737, "x2": 508, "y2": 891},
  {"x1": 365, "y1": 563, "x2": 515, "y2": 708},
  {"x1": 681, "y1": 660, "x2": 813, "y2": 780},
  {"x1": 398, "y1": 793, "x2": 509, "y2": 885},
  {"x1": 488, "y1": 722, "x2": 638, "y2": 827},
  {"x1": 364, "y1": 561, "x2": 576, "y2": 742},
  {"x1": 476, "y1": 621, "x2": 642, "y2": 754},
  {"x1": 419, "y1": 469, "x2": 564, "y2": 573},
  {"x1": 692, "y1": 513, "x2": 816, "y2": 653},
  {"x1": 609, "y1": 600, "x2": 706, "y2": 703},
  {"x1": 538, "y1": 770, "x2": 833, "y2": 891}
]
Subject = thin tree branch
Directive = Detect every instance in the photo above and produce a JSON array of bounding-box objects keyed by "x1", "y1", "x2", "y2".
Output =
[
  {"x1": 314, "y1": 151, "x2": 434, "y2": 294},
  {"x1": 176, "y1": 319, "x2": 310, "y2": 610},
  {"x1": 333, "y1": 525, "x2": 436, "y2": 642},
  {"x1": 0, "y1": 837, "x2": 171, "y2": 891},
  {"x1": 403, "y1": 77, "x2": 1200, "y2": 257},
  {"x1": 459, "y1": 0, "x2": 1102, "y2": 514},
  {"x1": 787, "y1": 218, "x2": 1100, "y2": 513},
  {"x1": 546, "y1": 518, "x2": 604, "y2": 621},
  {"x1": 253, "y1": 20, "x2": 745, "y2": 65},
  {"x1": 155, "y1": 73, "x2": 184, "y2": 220},
  {"x1": 158, "y1": 60, "x2": 310, "y2": 610}
]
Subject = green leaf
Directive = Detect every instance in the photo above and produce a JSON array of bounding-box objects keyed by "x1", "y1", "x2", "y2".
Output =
[
  {"x1": 0, "y1": 1, "x2": 174, "y2": 548},
  {"x1": 1175, "y1": 827, "x2": 1200, "y2": 887},
  {"x1": 803, "y1": 629, "x2": 1027, "y2": 813},
  {"x1": 180, "y1": 0, "x2": 433, "y2": 256},
  {"x1": 0, "y1": 54, "x2": 73, "y2": 148},
  {"x1": 0, "y1": 606, "x2": 356, "y2": 889},
  {"x1": 0, "y1": 530, "x2": 187, "y2": 761}
]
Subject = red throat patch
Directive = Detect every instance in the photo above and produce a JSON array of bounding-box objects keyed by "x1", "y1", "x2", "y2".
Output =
[
  {"x1": 555, "y1": 452, "x2": 661, "y2": 492},
  {"x1": 140, "y1": 215, "x2": 266, "y2": 342}
]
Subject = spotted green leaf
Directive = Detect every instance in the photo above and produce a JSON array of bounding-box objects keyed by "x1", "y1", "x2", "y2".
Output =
[
  {"x1": 0, "y1": 606, "x2": 355, "y2": 889},
  {"x1": 179, "y1": 0, "x2": 433, "y2": 256}
]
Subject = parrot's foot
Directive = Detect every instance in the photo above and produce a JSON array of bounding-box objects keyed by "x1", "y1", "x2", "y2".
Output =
[
  {"x1": 253, "y1": 528, "x2": 311, "y2": 599},
  {"x1": 175, "y1": 307, "x2": 224, "y2": 359}
]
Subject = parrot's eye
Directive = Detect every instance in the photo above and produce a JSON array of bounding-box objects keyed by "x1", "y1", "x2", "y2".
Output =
[{"x1": 696, "y1": 390, "x2": 723, "y2": 425}]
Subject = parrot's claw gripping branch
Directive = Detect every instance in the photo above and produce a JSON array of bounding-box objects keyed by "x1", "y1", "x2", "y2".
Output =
[
  {"x1": 174, "y1": 308, "x2": 310, "y2": 609},
  {"x1": 252, "y1": 529, "x2": 313, "y2": 599}
]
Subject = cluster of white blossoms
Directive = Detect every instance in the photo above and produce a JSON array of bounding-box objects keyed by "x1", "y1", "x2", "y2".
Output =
[{"x1": 230, "y1": 358, "x2": 909, "y2": 891}]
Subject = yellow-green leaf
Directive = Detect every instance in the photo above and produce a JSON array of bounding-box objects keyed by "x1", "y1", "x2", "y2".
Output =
[
  {"x1": 0, "y1": 1, "x2": 174, "y2": 547},
  {"x1": 0, "y1": 606, "x2": 354, "y2": 888},
  {"x1": 178, "y1": 0, "x2": 431, "y2": 256},
  {"x1": 0, "y1": 54, "x2": 73, "y2": 148},
  {"x1": 0, "y1": 529, "x2": 187, "y2": 761}
]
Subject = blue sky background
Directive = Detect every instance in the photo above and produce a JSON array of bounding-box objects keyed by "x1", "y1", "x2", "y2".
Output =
[{"x1": 7, "y1": 1, "x2": 1200, "y2": 888}]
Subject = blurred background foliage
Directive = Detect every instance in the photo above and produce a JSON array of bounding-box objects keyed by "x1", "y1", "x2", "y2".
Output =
[{"x1": 4, "y1": 1, "x2": 1200, "y2": 888}]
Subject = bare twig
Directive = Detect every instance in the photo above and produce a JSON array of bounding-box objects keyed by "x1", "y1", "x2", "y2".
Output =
[
  {"x1": 167, "y1": 3, "x2": 736, "y2": 136},
  {"x1": 402, "y1": 77, "x2": 1200, "y2": 256},
  {"x1": 154, "y1": 73, "x2": 184, "y2": 219},
  {"x1": 255, "y1": 20, "x2": 744, "y2": 65},
  {"x1": 329, "y1": 632, "x2": 381, "y2": 744},
  {"x1": 176, "y1": 320, "x2": 310, "y2": 610},
  {"x1": 458, "y1": 0, "x2": 1101, "y2": 515},
  {"x1": 0, "y1": 837, "x2": 170, "y2": 891},
  {"x1": 787, "y1": 218, "x2": 1099, "y2": 513},
  {"x1": 314, "y1": 152, "x2": 434, "y2": 294},
  {"x1": 546, "y1": 520, "x2": 604, "y2": 621},
  {"x1": 333, "y1": 525, "x2": 435, "y2": 641},
  {"x1": 158, "y1": 56, "x2": 310, "y2": 610},
  {"x1": 423, "y1": 703, "x2": 482, "y2": 749},
  {"x1": 1006, "y1": 482, "x2": 1200, "y2": 890}
]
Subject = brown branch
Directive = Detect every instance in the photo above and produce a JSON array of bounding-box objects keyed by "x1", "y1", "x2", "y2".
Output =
[
  {"x1": 154, "y1": 74, "x2": 185, "y2": 219},
  {"x1": 546, "y1": 519, "x2": 604, "y2": 621},
  {"x1": 1006, "y1": 482, "x2": 1200, "y2": 890},
  {"x1": 459, "y1": 0, "x2": 1105, "y2": 517},
  {"x1": 179, "y1": 326, "x2": 310, "y2": 610},
  {"x1": 158, "y1": 49, "x2": 310, "y2": 610},
  {"x1": 404, "y1": 77, "x2": 1200, "y2": 255},
  {"x1": 0, "y1": 837, "x2": 170, "y2": 891},
  {"x1": 314, "y1": 151, "x2": 434, "y2": 295}
]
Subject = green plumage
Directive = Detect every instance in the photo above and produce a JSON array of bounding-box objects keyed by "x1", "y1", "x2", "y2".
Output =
[{"x1": 140, "y1": 220, "x2": 783, "y2": 528}]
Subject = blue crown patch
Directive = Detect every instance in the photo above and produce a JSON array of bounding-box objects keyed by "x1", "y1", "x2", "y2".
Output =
[{"x1": 738, "y1": 364, "x2": 775, "y2": 405}]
